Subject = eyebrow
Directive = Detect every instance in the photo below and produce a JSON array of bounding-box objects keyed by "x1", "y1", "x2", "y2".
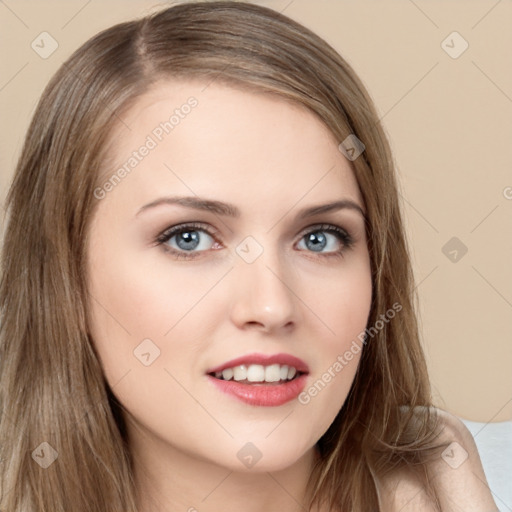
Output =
[{"x1": 135, "y1": 196, "x2": 365, "y2": 219}]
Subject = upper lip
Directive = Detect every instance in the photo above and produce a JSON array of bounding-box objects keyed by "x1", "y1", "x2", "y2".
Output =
[{"x1": 206, "y1": 352, "x2": 310, "y2": 374}]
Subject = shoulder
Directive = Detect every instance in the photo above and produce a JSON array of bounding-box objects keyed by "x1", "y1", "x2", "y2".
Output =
[{"x1": 377, "y1": 407, "x2": 499, "y2": 512}]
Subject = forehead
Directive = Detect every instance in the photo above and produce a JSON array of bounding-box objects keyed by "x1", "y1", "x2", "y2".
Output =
[{"x1": 97, "y1": 79, "x2": 363, "y2": 214}]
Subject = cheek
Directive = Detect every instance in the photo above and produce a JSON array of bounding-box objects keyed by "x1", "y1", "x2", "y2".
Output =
[
  {"x1": 296, "y1": 258, "x2": 372, "y2": 424},
  {"x1": 313, "y1": 256, "x2": 373, "y2": 351},
  {"x1": 86, "y1": 242, "x2": 229, "y2": 381},
  {"x1": 89, "y1": 226, "x2": 212, "y2": 329},
  {"x1": 85, "y1": 250, "x2": 220, "y2": 439}
]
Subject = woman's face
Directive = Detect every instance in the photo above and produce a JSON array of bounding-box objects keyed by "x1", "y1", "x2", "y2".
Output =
[{"x1": 86, "y1": 79, "x2": 372, "y2": 473}]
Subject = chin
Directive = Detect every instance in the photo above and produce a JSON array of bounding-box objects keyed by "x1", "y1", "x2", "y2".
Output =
[{"x1": 214, "y1": 433, "x2": 318, "y2": 474}]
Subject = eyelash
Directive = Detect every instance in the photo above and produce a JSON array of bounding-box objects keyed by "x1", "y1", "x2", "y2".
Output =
[{"x1": 154, "y1": 222, "x2": 355, "y2": 261}]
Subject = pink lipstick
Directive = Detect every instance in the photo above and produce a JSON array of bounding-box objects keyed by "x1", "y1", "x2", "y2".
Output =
[{"x1": 206, "y1": 352, "x2": 309, "y2": 407}]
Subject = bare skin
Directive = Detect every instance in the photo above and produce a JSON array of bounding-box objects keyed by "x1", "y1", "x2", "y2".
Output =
[
  {"x1": 378, "y1": 410, "x2": 499, "y2": 511},
  {"x1": 86, "y1": 80, "x2": 498, "y2": 512}
]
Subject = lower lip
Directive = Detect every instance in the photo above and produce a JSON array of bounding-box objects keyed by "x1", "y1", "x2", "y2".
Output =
[{"x1": 207, "y1": 374, "x2": 308, "y2": 407}]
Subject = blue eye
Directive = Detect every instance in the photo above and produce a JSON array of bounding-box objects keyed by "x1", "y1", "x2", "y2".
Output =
[
  {"x1": 165, "y1": 228, "x2": 213, "y2": 252},
  {"x1": 297, "y1": 225, "x2": 353, "y2": 255},
  {"x1": 155, "y1": 222, "x2": 354, "y2": 260},
  {"x1": 156, "y1": 223, "x2": 217, "y2": 259}
]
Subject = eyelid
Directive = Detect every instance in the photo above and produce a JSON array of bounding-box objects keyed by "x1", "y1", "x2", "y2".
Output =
[
  {"x1": 297, "y1": 222, "x2": 349, "y2": 237},
  {"x1": 155, "y1": 221, "x2": 352, "y2": 242},
  {"x1": 155, "y1": 221, "x2": 220, "y2": 244},
  {"x1": 154, "y1": 220, "x2": 356, "y2": 259},
  {"x1": 298, "y1": 223, "x2": 355, "y2": 252}
]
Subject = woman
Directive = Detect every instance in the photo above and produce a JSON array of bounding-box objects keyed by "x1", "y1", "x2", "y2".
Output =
[{"x1": 0, "y1": 2, "x2": 498, "y2": 511}]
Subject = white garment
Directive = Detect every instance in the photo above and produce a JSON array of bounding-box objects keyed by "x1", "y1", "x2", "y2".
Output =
[{"x1": 461, "y1": 418, "x2": 512, "y2": 512}]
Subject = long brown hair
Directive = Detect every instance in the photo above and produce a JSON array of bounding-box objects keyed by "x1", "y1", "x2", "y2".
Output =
[{"x1": 0, "y1": 2, "x2": 447, "y2": 510}]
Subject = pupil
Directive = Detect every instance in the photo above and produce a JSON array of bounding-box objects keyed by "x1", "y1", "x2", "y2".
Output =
[
  {"x1": 177, "y1": 231, "x2": 200, "y2": 250},
  {"x1": 306, "y1": 232, "x2": 326, "y2": 252}
]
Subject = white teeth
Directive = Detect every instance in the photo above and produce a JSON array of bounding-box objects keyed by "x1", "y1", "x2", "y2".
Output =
[
  {"x1": 247, "y1": 365, "x2": 265, "y2": 382},
  {"x1": 213, "y1": 363, "x2": 300, "y2": 383},
  {"x1": 265, "y1": 364, "x2": 281, "y2": 382},
  {"x1": 233, "y1": 365, "x2": 247, "y2": 381},
  {"x1": 222, "y1": 368, "x2": 234, "y2": 381}
]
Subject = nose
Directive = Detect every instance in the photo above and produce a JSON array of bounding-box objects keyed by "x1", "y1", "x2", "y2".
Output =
[{"x1": 229, "y1": 247, "x2": 299, "y2": 333}]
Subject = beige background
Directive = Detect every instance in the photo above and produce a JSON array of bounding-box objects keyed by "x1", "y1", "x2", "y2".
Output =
[{"x1": 0, "y1": 0, "x2": 511, "y2": 422}]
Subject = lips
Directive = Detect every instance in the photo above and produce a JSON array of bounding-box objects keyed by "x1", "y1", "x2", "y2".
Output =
[
  {"x1": 206, "y1": 352, "x2": 310, "y2": 407},
  {"x1": 206, "y1": 352, "x2": 310, "y2": 374}
]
